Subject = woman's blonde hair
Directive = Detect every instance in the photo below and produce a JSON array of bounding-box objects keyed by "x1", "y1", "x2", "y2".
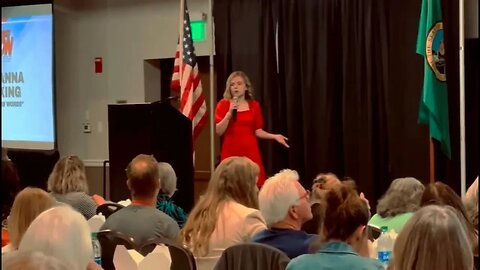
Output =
[
  {"x1": 223, "y1": 71, "x2": 255, "y2": 100},
  {"x1": 180, "y1": 156, "x2": 259, "y2": 256},
  {"x1": 47, "y1": 156, "x2": 88, "y2": 194},
  {"x1": 8, "y1": 187, "x2": 56, "y2": 249},
  {"x1": 389, "y1": 205, "x2": 473, "y2": 270}
]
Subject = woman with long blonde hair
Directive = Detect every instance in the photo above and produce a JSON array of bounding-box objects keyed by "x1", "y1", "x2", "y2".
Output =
[
  {"x1": 2, "y1": 187, "x2": 56, "y2": 253},
  {"x1": 388, "y1": 205, "x2": 473, "y2": 270},
  {"x1": 180, "y1": 157, "x2": 266, "y2": 266},
  {"x1": 215, "y1": 71, "x2": 289, "y2": 186}
]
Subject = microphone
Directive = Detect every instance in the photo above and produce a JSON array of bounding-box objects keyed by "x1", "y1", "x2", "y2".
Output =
[{"x1": 231, "y1": 96, "x2": 238, "y2": 121}]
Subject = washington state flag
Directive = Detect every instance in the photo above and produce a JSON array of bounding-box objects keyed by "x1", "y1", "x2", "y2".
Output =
[{"x1": 416, "y1": 0, "x2": 451, "y2": 159}]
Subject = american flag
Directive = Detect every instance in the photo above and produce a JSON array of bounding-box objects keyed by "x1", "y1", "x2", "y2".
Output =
[{"x1": 171, "y1": 0, "x2": 207, "y2": 141}]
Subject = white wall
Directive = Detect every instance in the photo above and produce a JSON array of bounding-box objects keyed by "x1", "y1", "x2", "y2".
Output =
[{"x1": 55, "y1": 0, "x2": 211, "y2": 163}]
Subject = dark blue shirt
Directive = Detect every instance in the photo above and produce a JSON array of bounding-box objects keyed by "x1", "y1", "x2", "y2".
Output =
[{"x1": 252, "y1": 228, "x2": 318, "y2": 258}]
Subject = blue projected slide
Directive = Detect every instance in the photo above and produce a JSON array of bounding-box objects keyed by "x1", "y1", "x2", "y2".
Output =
[{"x1": 2, "y1": 4, "x2": 55, "y2": 150}]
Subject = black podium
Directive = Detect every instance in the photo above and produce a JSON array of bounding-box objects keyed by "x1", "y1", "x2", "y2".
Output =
[{"x1": 108, "y1": 102, "x2": 194, "y2": 212}]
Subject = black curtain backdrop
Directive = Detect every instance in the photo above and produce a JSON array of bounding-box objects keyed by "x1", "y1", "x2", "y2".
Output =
[
  {"x1": 213, "y1": 0, "x2": 479, "y2": 204},
  {"x1": 439, "y1": 0, "x2": 480, "y2": 190}
]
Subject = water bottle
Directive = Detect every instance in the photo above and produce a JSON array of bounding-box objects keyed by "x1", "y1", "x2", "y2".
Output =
[
  {"x1": 377, "y1": 226, "x2": 393, "y2": 268},
  {"x1": 91, "y1": 232, "x2": 102, "y2": 266}
]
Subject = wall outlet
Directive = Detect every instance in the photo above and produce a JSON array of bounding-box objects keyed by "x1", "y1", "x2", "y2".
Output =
[{"x1": 83, "y1": 123, "x2": 91, "y2": 133}]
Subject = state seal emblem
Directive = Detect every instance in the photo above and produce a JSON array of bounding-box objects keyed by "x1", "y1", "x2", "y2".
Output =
[{"x1": 426, "y1": 22, "x2": 446, "y2": 82}]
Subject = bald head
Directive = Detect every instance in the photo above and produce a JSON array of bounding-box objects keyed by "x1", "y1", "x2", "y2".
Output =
[{"x1": 126, "y1": 154, "x2": 160, "y2": 199}]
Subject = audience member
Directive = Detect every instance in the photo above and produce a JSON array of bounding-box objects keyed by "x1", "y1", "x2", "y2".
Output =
[
  {"x1": 3, "y1": 250, "x2": 70, "y2": 270},
  {"x1": 180, "y1": 157, "x2": 266, "y2": 260},
  {"x1": 302, "y1": 172, "x2": 340, "y2": 234},
  {"x1": 253, "y1": 169, "x2": 317, "y2": 258},
  {"x1": 388, "y1": 205, "x2": 473, "y2": 270},
  {"x1": 101, "y1": 154, "x2": 179, "y2": 246},
  {"x1": 18, "y1": 206, "x2": 95, "y2": 270},
  {"x1": 287, "y1": 183, "x2": 383, "y2": 270},
  {"x1": 310, "y1": 173, "x2": 341, "y2": 202},
  {"x1": 156, "y1": 162, "x2": 187, "y2": 228},
  {"x1": 47, "y1": 156, "x2": 97, "y2": 219},
  {"x1": 2, "y1": 187, "x2": 56, "y2": 253},
  {"x1": 421, "y1": 182, "x2": 478, "y2": 254},
  {"x1": 369, "y1": 177, "x2": 424, "y2": 233}
]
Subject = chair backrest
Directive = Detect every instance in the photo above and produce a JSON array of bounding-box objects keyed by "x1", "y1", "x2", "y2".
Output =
[
  {"x1": 96, "y1": 202, "x2": 125, "y2": 219},
  {"x1": 97, "y1": 229, "x2": 137, "y2": 270},
  {"x1": 214, "y1": 243, "x2": 290, "y2": 270},
  {"x1": 139, "y1": 237, "x2": 196, "y2": 270}
]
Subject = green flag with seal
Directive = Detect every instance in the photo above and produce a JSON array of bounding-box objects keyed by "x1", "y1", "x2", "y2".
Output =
[{"x1": 416, "y1": 0, "x2": 451, "y2": 159}]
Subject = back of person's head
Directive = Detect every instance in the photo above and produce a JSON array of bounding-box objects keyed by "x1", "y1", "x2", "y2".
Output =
[
  {"x1": 180, "y1": 156, "x2": 259, "y2": 256},
  {"x1": 204, "y1": 156, "x2": 259, "y2": 208},
  {"x1": 421, "y1": 182, "x2": 473, "y2": 229},
  {"x1": 1, "y1": 159, "x2": 21, "y2": 220},
  {"x1": 47, "y1": 155, "x2": 88, "y2": 194},
  {"x1": 323, "y1": 183, "x2": 369, "y2": 242},
  {"x1": 157, "y1": 162, "x2": 177, "y2": 197},
  {"x1": 8, "y1": 187, "x2": 56, "y2": 249},
  {"x1": 18, "y1": 206, "x2": 92, "y2": 270},
  {"x1": 376, "y1": 177, "x2": 424, "y2": 218},
  {"x1": 390, "y1": 205, "x2": 473, "y2": 270},
  {"x1": 259, "y1": 169, "x2": 310, "y2": 226},
  {"x1": 421, "y1": 182, "x2": 478, "y2": 254},
  {"x1": 126, "y1": 154, "x2": 160, "y2": 199},
  {"x1": 311, "y1": 172, "x2": 340, "y2": 203},
  {"x1": 3, "y1": 250, "x2": 69, "y2": 270}
]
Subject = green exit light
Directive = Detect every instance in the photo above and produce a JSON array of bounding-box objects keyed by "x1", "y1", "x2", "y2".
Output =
[{"x1": 191, "y1": 20, "x2": 206, "y2": 42}]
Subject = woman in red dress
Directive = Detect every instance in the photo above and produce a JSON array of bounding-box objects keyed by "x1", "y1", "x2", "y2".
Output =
[{"x1": 215, "y1": 71, "x2": 289, "y2": 186}]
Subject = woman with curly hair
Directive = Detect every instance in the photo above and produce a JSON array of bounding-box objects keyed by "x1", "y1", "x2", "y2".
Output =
[{"x1": 369, "y1": 177, "x2": 424, "y2": 233}]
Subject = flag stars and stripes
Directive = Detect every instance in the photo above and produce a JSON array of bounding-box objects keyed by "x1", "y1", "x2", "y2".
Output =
[{"x1": 171, "y1": 0, "x2": 207, "y2": 142}]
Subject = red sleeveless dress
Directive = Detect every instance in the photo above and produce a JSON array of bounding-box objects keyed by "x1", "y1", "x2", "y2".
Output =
[{"x1": 215, "y1": 99, "x2": 266, "y2": 186}]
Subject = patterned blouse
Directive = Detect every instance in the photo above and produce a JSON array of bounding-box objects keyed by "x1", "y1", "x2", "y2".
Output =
[{"x1": 156, "y1": 192, "x2": 187, "y2": 228}]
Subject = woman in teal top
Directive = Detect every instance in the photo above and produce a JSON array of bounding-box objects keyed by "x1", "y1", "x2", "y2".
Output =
[
  {"x1": 368, "y1": 177, "x2": 424, "y2": 234},
  {"x1": 155, "y1": 162, "x2": 187, "y2": 228},
  {"x1": 287, "y1": 183, "x2": 383, "y2": 270}
]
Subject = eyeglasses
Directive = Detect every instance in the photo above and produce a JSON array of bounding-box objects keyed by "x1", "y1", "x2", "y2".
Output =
[{"x1": 297, "y1": 190, "x2": 311, "y2": 201}]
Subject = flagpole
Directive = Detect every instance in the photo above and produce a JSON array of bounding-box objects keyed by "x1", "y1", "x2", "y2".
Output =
[
  {"x1": 459, "y1": 0, "x2": 466, "y2": 198},
  {"x1": 208, "y1": 0, "x2": 215, "y2": 175},
  {"x1": 179, "y1": 0, "x2": 184, "y2": 88},
  {"x1": 429, "y1": 139, "x2": 435, "y2": 183}
]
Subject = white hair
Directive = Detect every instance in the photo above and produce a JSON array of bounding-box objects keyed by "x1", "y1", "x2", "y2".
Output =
[
  {"x1": 259, "y1": 169, "x2": 301, "y2": 225},
  {"x1": 18, "y1": 206, "x2": 92, "y2": 270},
  {"x1": 158, "y1": 162, "x2": 177, "y2": 196},
  {"x1": 3, "y1": 250, "x2": 69, "y2": 270}
]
